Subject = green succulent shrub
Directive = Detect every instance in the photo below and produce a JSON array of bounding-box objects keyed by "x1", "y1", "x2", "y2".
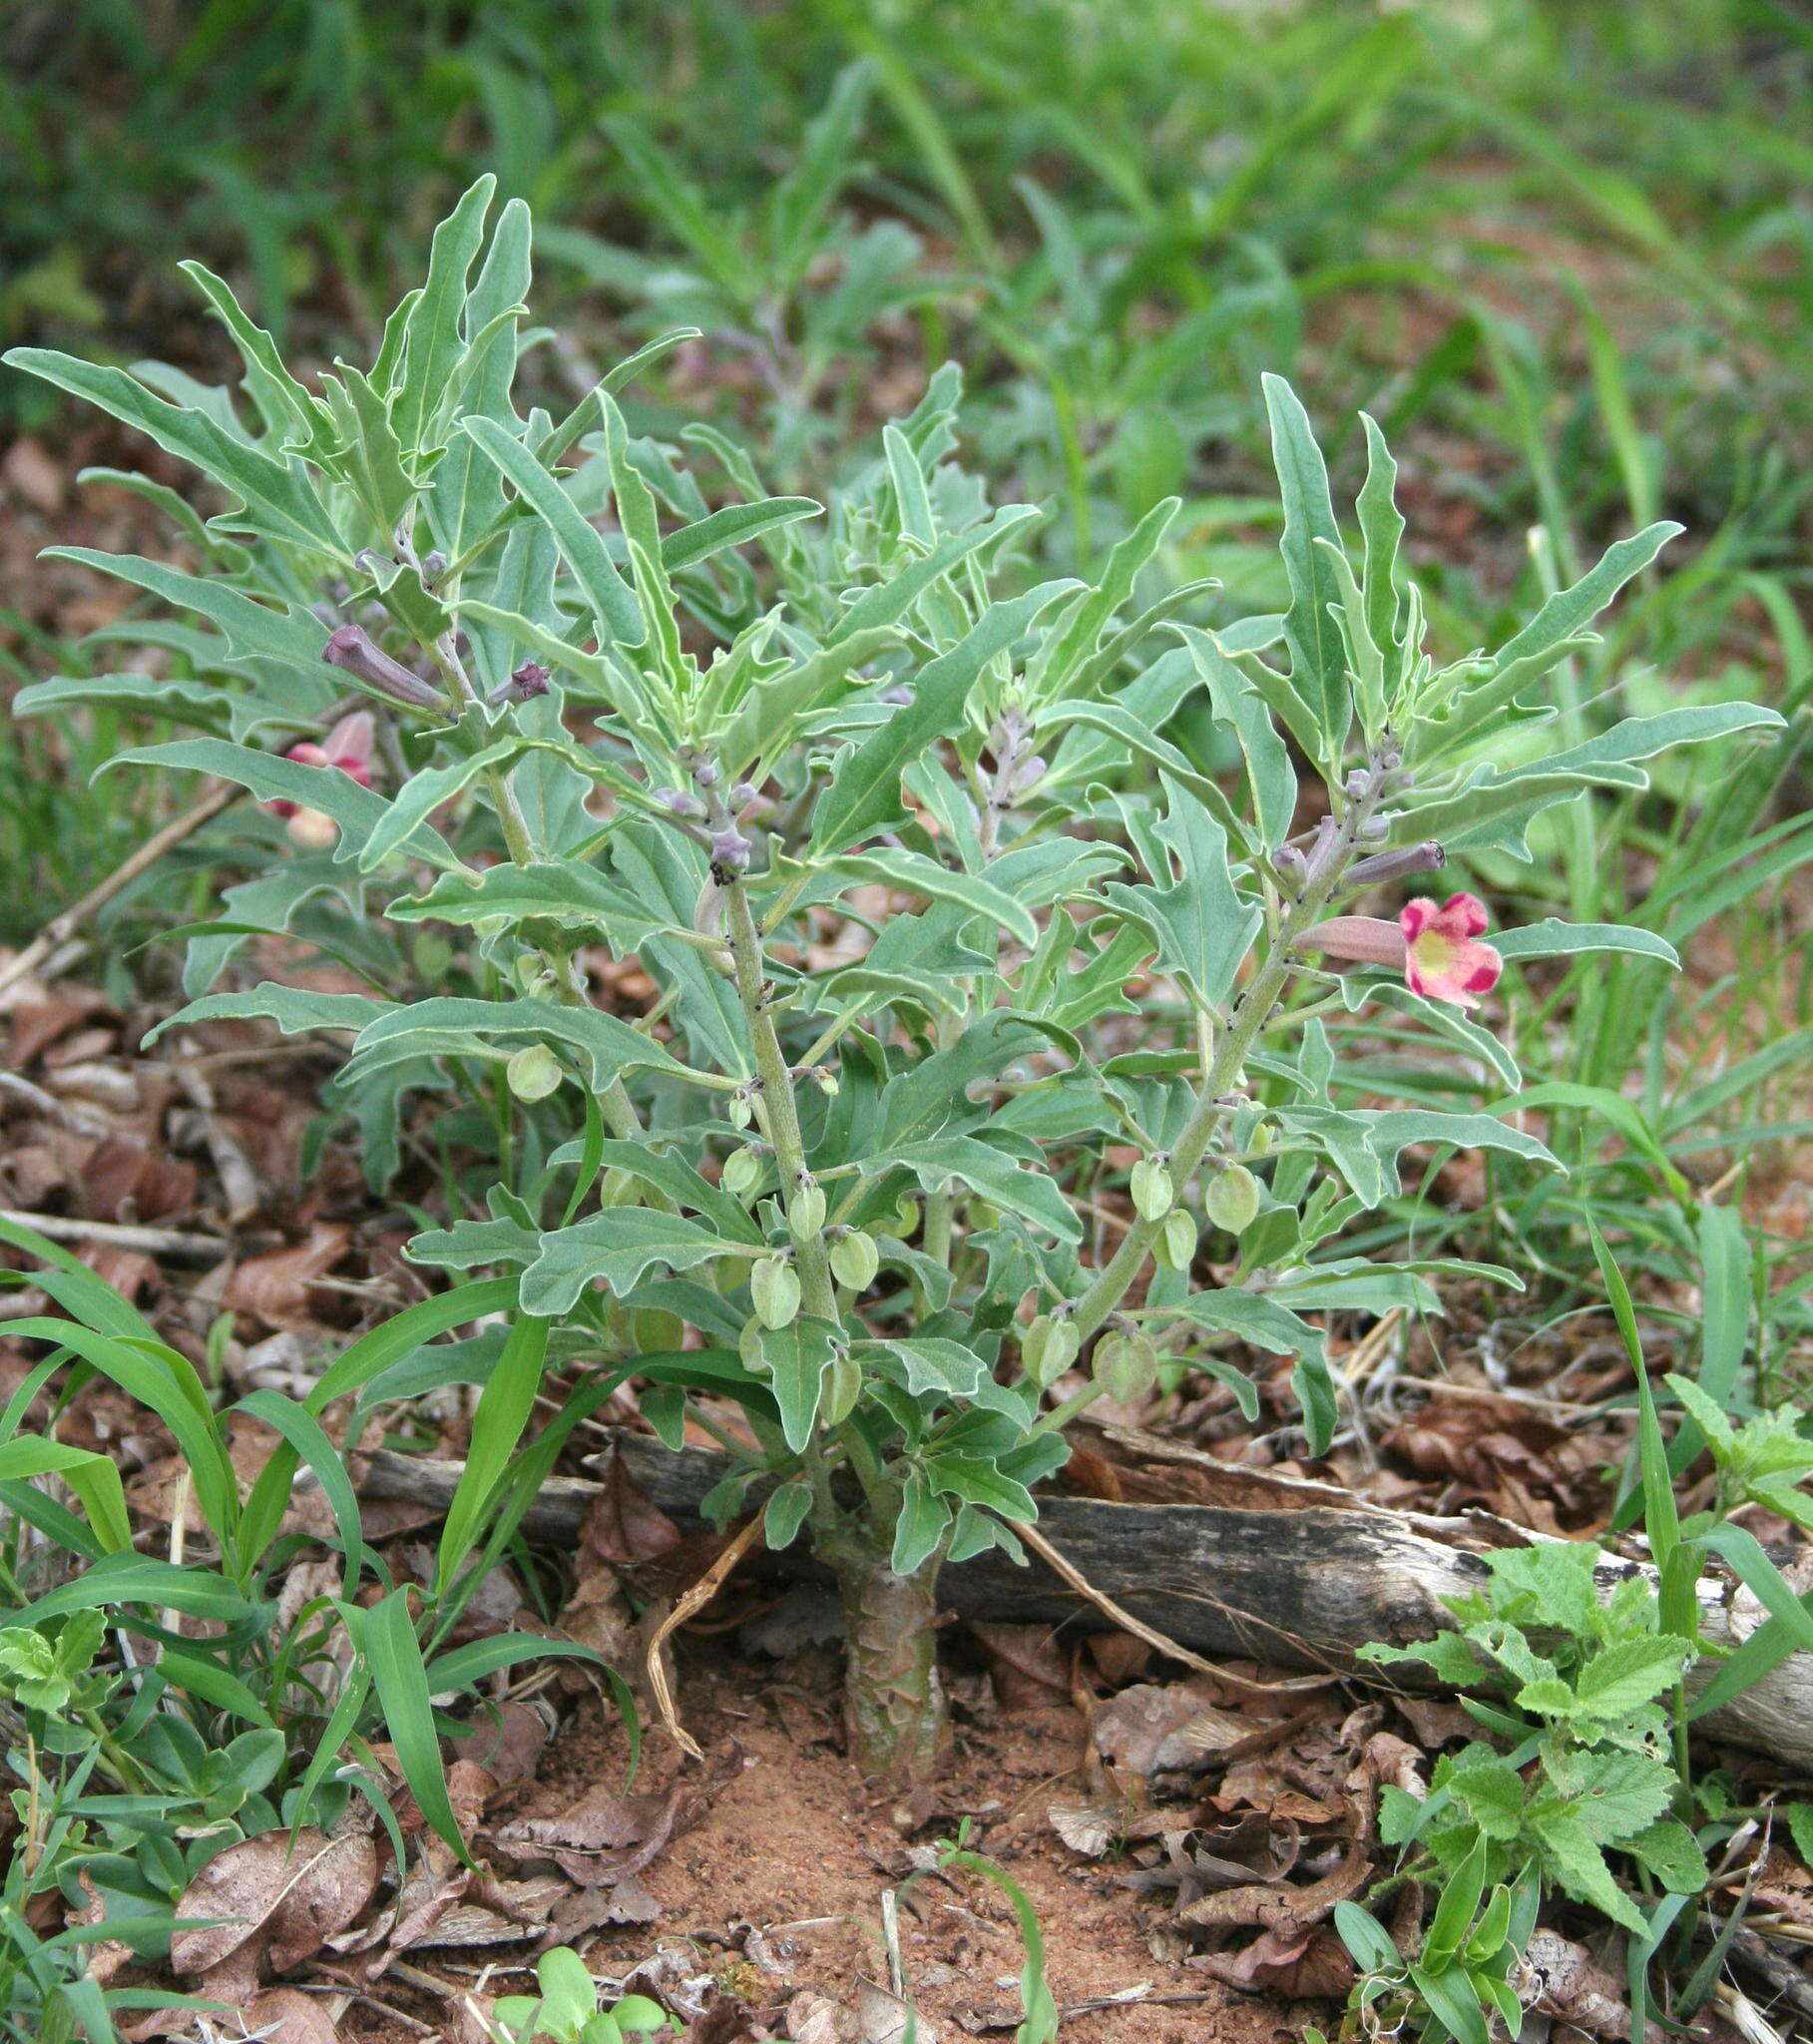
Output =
[{"x1": 4, "y1": 180, "x2": 1779, "y2": 1780}]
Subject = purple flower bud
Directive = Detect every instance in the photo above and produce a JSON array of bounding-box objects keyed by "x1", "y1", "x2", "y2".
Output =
[
  {"x1": 879, "y1": 685, "x2": 914, "y2": 707},
  {"x1": 1272, "y1": 844, "x2": 1309, "y2": 886},
  {"x1": 509, "y1": 661, "x2": 551, "y2": 700},
  {"x1": 321, "y1": 626, "x2": 447, "y2": 712},
  {"x1": 1344, "y1": 767, "x2": 1371, "y2": 799},
  {"x1": 692, "y1": 759, "x2": 720, "y2": 789},
  {"x1": 729, "y1": 781, "x2": 758, "y2": 809},
  {"x1": 1347, "y1": 840, "x2": 1447, "y2": 886},
  {"x1": 710, "y1": 827, "x2": 751, "y2": 873},
  {"x1": 656, "y1": 786, "x2": 707, "y2": 819},
  {"x1": 421, "y1": 550, "x2": 447, "y2": 582}
]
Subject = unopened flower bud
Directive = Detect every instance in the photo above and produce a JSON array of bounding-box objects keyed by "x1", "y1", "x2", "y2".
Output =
[
  {"x1": 879, "y1": 685, "x2": 914, "y2": 707},
  {"x1": 508, "y1": 660, "x2": 551, "y2": 700},
  {"x1": 421, "y1": 549, "x2": 447, "y2": 582},
  {"x1": 1272, "y1": 845, "x2": 1308, "y2": 887},
  {"x1": 321, "y1": 625, "x2": 447, "y2": 712},
  {"x1": 692, "y1": 759, "x2": 720, "y2": 788},
  {"x1": 1357, "y1": 814, "x2": 1390, "y2": 841},
  {"x1": 1344, "y1": 767, "x2": 1371, "y2": 799},
  {"x1": 1347, "y1": 840, "x2": 1446, "y2": 887},
  {"x1": 729, "y1": 781, "x2": 758, "y2": 809},
  {"x1": 655, "y1": 786, "x2": 707, "y2": 819},
  {"x1": 710, "y1": 827, "x2": 751, "y2": 874}
]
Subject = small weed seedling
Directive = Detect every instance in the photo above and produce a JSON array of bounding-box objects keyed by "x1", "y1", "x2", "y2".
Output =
[
  {"x1": 483, "y1": 1948, "x2": 674, "y2": 2044},
  {"x1": 3, "y1": 180, "x2": 1781, "y2": 1785}
]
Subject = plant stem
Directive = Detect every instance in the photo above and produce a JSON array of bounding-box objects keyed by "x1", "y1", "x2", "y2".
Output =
[
  {"x1": 722, "y1": 877, "x2": 838, "y2": 1321},
  {"x1": 1066, "y1": 766, "x2": 1389, "y2": 1356}
]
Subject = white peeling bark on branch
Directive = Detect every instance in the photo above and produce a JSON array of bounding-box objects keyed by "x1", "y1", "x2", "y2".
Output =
[{"x1": 356, "y1": 1432, "x2": 1813, "y2": 1776}]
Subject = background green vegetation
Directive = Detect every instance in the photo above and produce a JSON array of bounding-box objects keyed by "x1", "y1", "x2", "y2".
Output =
[{"x1": 0, "y1": 0, "x2": 1808, "y2": 1324}]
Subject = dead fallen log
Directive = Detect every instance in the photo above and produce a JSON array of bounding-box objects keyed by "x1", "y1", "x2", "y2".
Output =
[{"x1": 358, "y1": 1433, "x2": 1813, "y2": 1775}]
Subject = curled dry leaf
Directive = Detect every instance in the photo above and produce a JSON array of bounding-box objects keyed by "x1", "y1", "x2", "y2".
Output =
[
  {"x1": 239, "y1": 1986, "x2": 346, "y2": 2044},
  {"x1": 1197, "y1": 1922, "x2": 1355, "y2": 1998},
  {"x1": 172, "y1": 1827, "x2": 377, "y2": 1981},
  {"x1": 968, "y1": 1620, "x2": 1070, "y2": 1708},
  {"x1": 581, "y1": 1446, "x2": 685, "y2": 1568},
  {"x1": 1178, "y1": 1836, "x2": 1371, "y2": 1934},
  {"x1": 224, "y1": 1222, "x2": 353, "y2": 1326},
  {"x1": 492, "y1": 1776, "x2": 703, "y2": 1889},
  {"x1": 1092, "y1": 1682, "x2": 1248, "y2": 1776},
  {"x1": 446, "y1": 1699, "x2": 551, "y2": 1790},
  {"x1": 1050, "y1": 1801, "x2": 1122, "y2": 1858},
  {"x1": 1519, "y1": 1929, "x2": 1632, "y2": 2040}
]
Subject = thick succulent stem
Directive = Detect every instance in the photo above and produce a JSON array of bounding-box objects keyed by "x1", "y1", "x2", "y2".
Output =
[{"x1": 817, "y1": 1521, "x2": 947, "y2": 1785}]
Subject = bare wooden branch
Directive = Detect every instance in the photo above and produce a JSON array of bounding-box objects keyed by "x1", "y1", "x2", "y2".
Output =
[{"x1": 357, "y1": 1433, "x2": 1813, "y2": 1775}]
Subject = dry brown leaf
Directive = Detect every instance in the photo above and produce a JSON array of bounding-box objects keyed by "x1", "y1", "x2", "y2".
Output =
[
  {"x1": 968, "y1": 1621, "x2": 1070, "y2": 1708},
  {"x1": 1198, "y1": 1922, "x2": 1355, "y2": 1998},
  {"x1": 264, "y1": 1829, "x2": 379, "y2": 1972},
  {"x1": 1050, "y1": 1801, "x2": 1121, "y2": 1857},
  {"x1": 239, "y1": 1986, "x2": 345, "y2": 2044},
  {"x1": 1179, "y1": 1838, "x2": 1371, "y2": 1934},
  {"x1": 446, "y1": 1700, "x2": 550, "y2": 1790},
  {"x1": 171, "y1": 1834, "x2": 298, "y2": 1977},
  {"x1": 225, "y1": 1223, "x2": 352, "y2": 1326},
  {"x1": 1092, "y1": 1683, "x2": 1236, "y2": 1776},
  {"x1": 580, "y1": 1446, "x2": 684, "y2": 1568},
  {"x1": 1520, "y1": 1928, "x2": 1632, "y2": 2039}
]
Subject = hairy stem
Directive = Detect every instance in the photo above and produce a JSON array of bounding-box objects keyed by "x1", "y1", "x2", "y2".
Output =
[
  {"x1": 1066, "y1": 765, "x2": 1390, "y2": 1357},
  {"x1": 722, "y1": 878, "x2": 838, "y2": 1321}
]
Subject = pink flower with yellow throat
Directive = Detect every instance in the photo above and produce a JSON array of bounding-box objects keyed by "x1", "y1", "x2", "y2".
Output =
[
  {"x1": 1298, "y1": 891, "x2": 1504, "y2": 1011},
  {"x1": 266, "y1": 712, "x2": 376, "y2": 849}
]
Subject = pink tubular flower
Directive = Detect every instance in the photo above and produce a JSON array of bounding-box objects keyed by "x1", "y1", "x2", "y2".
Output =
[
  {"x1": 1297, "y1": 891, "x2": 1504, "y2": 1012},
  {"x1": 267, "y1": 712, "x2": 376, "y2": 849}
]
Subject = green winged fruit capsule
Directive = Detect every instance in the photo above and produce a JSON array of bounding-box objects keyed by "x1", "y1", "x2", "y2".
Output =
[
  {"x1": 822, "y1": 1349, "x2": 862, "y2": 1426},
  {"x1": 830, "y1": 1230, "x2": 880, "y2": 1291},
  {"x1": 721, "y1": 1146, "x2": 762, "y2": 1201},
  {"x1": 1205, "y1": 1163, "x2": 1260, "y2": 1235},
  {"x1": 1095, "y1": 1329, "x2": 1159, "y2": 1404},
  {"x1": 751, "y1": 1256, "x2": 801, "y2": 1330},
  {"x1": 505, "y1": 1043, "x2": 562, "y2": 1102},
  {"x1": 1154, "y1": 1208, "x2": 1197, "y2": 1273},
  {"x1": 789, "y1": 1176, "x2": 827, "y2": 1237},
  {"x1": 1130, "y1": 1155, "x2": 1174, "y2": 1221},
  {"x1": 1023, "y1": 1311, "x2": 1080, "y2": 1386}
]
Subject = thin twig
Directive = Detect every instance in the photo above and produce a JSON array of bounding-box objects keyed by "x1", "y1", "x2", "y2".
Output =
[
  {"x1": 0, "y1": 1208, "x2": 232, "y2": 1262},
  {"x1": 1013, "y1": 1518, "x2": 1334, "y2": 1700},
  {"x1": 0, "y1": 781, "x2": 240, "y2": 997},
  {"x1": 645, "y1": 1515, "x2": 765, "y2": 1762}
]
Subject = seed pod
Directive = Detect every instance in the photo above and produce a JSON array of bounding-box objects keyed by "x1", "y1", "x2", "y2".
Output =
[
  {"x1": 1154, "y1": 1209, "x2": 1197, "y2": 1273},
  {"x1": 751, "y1": 1257, "x2": 800, "y2": 1330},
  {"x1": 1023, "y1": 1312, "x2": 1080, "y2": 1387},
  {"x1": 505, "y1": 1044, "x2": 562, "y2": 1102},
  {"x1": 1095, "y1": 1330, "x2": 1159, "y2": 1405},
  {"x1": 1247, "y1": 1120, "x2": 1275, "y2": 1158},
  {"x1": 729, "y1": 1090, "x2": 754, "y2": 1130},
  {"x1": 1130, "y1": 1156, "x2": 1174, "y2": 1222},
  {"x1": 830, "y1": 1230, "x2": 880, "y2": 1291},
  {"x1": 1205, "y1": 1163, "x2": 1260, "y2": 1235},
  {"x1": 721, "y1": 1147, "x2": 762, "y2": 1201},
  {"x1": 821, "y1": 1350, "x2": 862, "y2": 1427},
  {"x1": 789, "y1": 1176, "x2": 826, "y2": 1238}
]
